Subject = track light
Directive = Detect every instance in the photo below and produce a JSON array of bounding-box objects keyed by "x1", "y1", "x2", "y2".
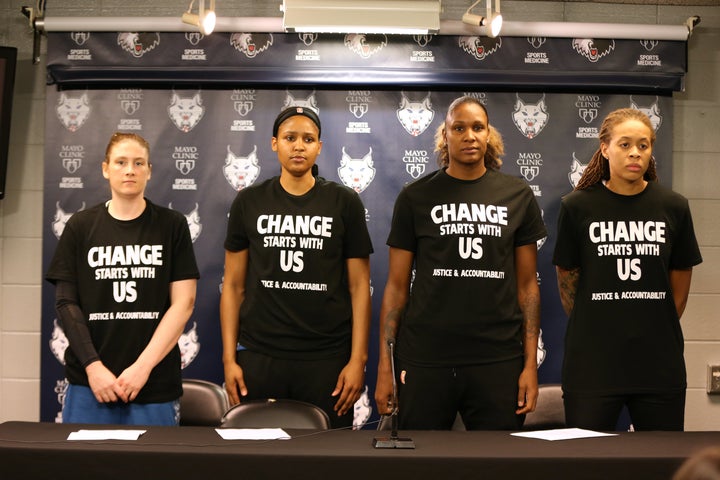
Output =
[
  {"x1": 462, "y1": 0, "x2": 503, "y2": 38},
  {"x1": 182, "y1": 0, "x2": 216, "y2": 35}
]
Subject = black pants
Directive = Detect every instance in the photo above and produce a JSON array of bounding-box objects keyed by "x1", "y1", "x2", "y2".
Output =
[
  {"x1": 396, "y1": 357, "x2": 525, "y2": 431},
  {"x1": 563, "y1": 390, "x2": 686, "y2": 431},
  {"x1": 237, "y1": 349, "x2": 353, "y2": 429}
]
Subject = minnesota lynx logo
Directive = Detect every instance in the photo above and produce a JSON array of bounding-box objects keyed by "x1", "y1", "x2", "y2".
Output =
[
  {"x1": 537, "y1": 328, "x2": 547, "y2": 367},
  {"x1": 179, "y1": 321, "x2": 200, "y2": 369},
  {"x1": 572, "y1": 38, "x2": 615, "y2": 62},
  {"x1": 338, "y1": 147, "x2": 375, "y2": 193},
  {"x1": 568, "y1": 153, "x2": 587, "y2": 188},
  {"x1": 353, "y1": 386, "x2": 373, "y2": 430},
  {"x1": 117, "y1": 32, "x2": 160, "y2": 57},
  {"x1": 512, "y1": 94, "x2": 549, "y2": 139},
  {"x1": 230, "y1": 33, "x2": 273, "y2": 58},
  {"x1": 397, "y1": 92, "x2": 434, "y2": 137},
  {"x1": 344, "y1": 34, "x2": 387, "y2": 59},
  {"x1": 282, "y1": 91, "x2": 318, "y2": 113},
  {"x1": 56, "y1": 92, "x2": 90, "y2": 132},
  {"x1": 168, "y1": 91, "x2": 205, "y2": 132},
  {"x1": 459, "y1": 36, "x2": 502, "y2": 61},
  {"x1": 49, "y1": 319, "x2": 69, "y2": 364},
  {"x1": 630, "y1": 96, "x2": 663, "y2": 131},
  {"x1": 52, "y1": 201, "x2": 85, "y2": 239},
  {"x1": 223, "y1": 145, "x2": 261, "y2": 191},
  {"x1": 169, "y1": 203, "x2": 202, "y2": 243}
]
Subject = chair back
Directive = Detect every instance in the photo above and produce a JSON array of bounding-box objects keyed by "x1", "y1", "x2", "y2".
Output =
[
  {"x1": 523, "y1": 384, "x2": 566, "y2": 430},
  {"x1": 220, "y1": 398, "x2": 331, "y2": 430},
  {"x1": 179, "y1": 379, "x2": 229, "y2": 427}
]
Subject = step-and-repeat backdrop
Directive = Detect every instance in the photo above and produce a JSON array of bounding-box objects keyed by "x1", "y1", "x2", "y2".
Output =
[{"x1": 40, "y1": 31, "x2": 683, "y2": 426}]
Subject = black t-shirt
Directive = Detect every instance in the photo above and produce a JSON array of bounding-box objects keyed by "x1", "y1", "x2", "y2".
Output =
[
  {"x1": 388, "y1": 168, "x2": 547, "y2": 367},
  {"x1": 553, "y1": 182, "x2": 702, "y2": 394},
  {"x1": 46, "y1": 200, "x2": 200, "y2": 403},
  {"x1": 225, "y1": 176, "x2": 373, "y2": 359}
]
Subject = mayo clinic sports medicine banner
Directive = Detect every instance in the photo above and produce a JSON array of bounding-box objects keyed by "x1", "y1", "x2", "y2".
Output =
[{"x1": 40, "y1": 32, "x2": 683, "y2": 425}]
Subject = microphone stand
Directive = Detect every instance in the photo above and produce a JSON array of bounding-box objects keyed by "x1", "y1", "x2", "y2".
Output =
[{"x1": 373, "y1": 340, "x2": 415, "y2": 449}]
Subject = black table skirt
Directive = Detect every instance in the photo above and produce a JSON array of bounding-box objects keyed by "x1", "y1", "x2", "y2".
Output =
[{"x1": 1, "y1": 421, "x2": 718, "y2": 480}]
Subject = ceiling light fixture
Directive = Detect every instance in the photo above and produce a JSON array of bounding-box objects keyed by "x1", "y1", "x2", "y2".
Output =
[
  {"x1": 182, "y1": 0, "x2": 216, "y2": 35},
  {"x1": 462, "y1": 0, "x2": 503, "y2": 38},
  {"x1": 281, "y1": 0, "x2": 442, "y2": 35}
]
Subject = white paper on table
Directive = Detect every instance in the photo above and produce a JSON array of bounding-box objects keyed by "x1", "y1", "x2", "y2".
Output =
[
  {"x1": 215, "y1": 428, "x2": 291, "y2": 440},
  {"x1": 511, "y1": 428, "x2": 619, "y2": 441},
  {"x1": 67, "y1": 429, "x2": 147, "y2": 441}
]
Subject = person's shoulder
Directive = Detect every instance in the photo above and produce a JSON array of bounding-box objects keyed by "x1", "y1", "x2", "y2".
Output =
[
  {"x1": 146, "y1": 199, "x2": 189, "y2": 224},
  {"x1": 65, "y1": 202, "x2": 107, "y2": 225},
  {"x1": 402, "y1": 168, "x2": 444, "y2": 192},
  {"x1": 314, "y1": 176, "x2": 362, "y2": 199},
  {"x1": 646, "y1": 181, "x2": 690, "y2": 209}
]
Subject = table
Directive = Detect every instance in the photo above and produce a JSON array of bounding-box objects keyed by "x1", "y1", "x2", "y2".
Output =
[{"x1": 1, "y1": 421, "x2": 718, "y2": 480}]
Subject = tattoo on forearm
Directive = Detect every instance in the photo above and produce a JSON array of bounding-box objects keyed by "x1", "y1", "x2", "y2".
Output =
[
  {"x1": 383, "y1": 307, "x2": 403, "y2": 350},
  {"x1": 558, "y1": 268, "x2": 580, "y2": 317},
  {"x1": 518, "y1": 290, "x2": 541, "y2": 340}
]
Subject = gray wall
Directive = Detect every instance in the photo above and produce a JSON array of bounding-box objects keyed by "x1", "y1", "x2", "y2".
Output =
[{"x1": 1, "y1": 0, "x2": 718, "y2": 429}]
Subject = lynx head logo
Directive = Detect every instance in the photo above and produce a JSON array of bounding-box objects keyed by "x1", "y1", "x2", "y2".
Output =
[
  {"x1": 56, "y1": 92, "x2": 90, "y2": 132},
  {"x1": 338, "y1": 147, "x2": 375, "y2": 193},
  {"x1": 397, "y1": 92, "x2": 434, "y2": 137},
  {"x1": 178, "y1": 321, "x2": 200, "y2": 369},
  {"x1": 168, "y1": 91, "x2": 205, "y2": 132},
  {"x1": 572, "y1": 38, "x2": 615, "y2": 62},
  {"x1": 630, "y1": 96, "x2": 662, "y2": 131},
  {"x1": 185, "y1": 32, "x2": 203, "y2": 46},
  {"x1": 49, "y1": 319, "x2": 69, "y2": 364},
  {"x1": 568, "y1": 152, "x2": 587, "y2": 188},
  {"x1": 282, "y1": 91, "x2": 319, "y2": 114},
  {"x1": 169, "y1": 203, "x2": 202, "y2": 243},
  {"x1": 537, "y1": 328, "x2": 547, "y2": 367},
  {"x1": 459, "y1": 36, "x2": 502, "y2": 61},
  {"x1": 537, "y1": 210, "x2": 546, "y2": 251},
  {"x1": 344, "y1": 34, "x2": 387, "y2": 59},
  {"x1": 223, "y1": 145, "x2": 261, "y2": 191},
  {"x1": 52, "y1": 201, "x2": 85, "y2": 239},
  {"x1": 230, "y1": 33, "x2": 274, "y2": 58},
  {"x1": 117, "y1": 32, "x2": 160, "y2": 58},
  {"x1": 513, "y1": 94, "x2": 549, "y2": 139},
  {"x1": 71, "y1": 32, "x2": 90, "y2": 46},
  {"x1": 353, "y1": 385, "x2": 373, "y2": 430}
]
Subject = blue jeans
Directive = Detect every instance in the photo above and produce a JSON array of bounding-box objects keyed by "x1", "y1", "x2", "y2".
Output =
[{"x1": 63, "y1": 384, "x2": 179, "y2": 426}]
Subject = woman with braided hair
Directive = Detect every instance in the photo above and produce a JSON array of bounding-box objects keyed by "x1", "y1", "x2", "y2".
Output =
[{"x1": 553, "y1": 108, "x2": 702, "y2": 431}]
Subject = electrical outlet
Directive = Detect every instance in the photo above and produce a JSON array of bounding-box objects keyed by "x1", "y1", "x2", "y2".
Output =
[{"x1": 707, "y1": 365, "x2": 720, "y2": 394}]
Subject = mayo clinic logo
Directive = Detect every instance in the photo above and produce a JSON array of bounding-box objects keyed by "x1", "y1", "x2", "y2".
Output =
[
  {"x1": 576, "y1": 95, "x2": 601, "y2": 124},
  {"x1": 516, "y1": 152, "x2": 543, "y2": 182},
  {"x1": 403, "y1": 149, "x2": 429, "y2": 179},
  {"x1": 71, "y1": 32, "x2": 91, "y2": 46},
  {"x1": 232, "y1": 89, "x2": 256, "y2": 117},
  {"x1": 347, "y1": 90, "x2": 371, "y2": 119}
]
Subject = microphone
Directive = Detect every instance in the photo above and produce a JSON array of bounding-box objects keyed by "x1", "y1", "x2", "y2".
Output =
[{"x1": 372, "y1": 339, "x2": 415, "y2": 449}]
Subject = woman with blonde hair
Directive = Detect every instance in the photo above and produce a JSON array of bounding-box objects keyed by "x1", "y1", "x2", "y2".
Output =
[{"x1": 375, "y1": 96, "x2": 546, "y2": 430}]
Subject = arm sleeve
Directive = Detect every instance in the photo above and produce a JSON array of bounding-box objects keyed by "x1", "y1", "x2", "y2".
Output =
[{"x1": 55, "y1": 280, "x2": 100, "y2": 368}]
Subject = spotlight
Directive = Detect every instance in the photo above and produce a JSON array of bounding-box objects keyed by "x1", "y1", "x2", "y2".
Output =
[
  {"x1": 182, "y1": 0, "x2": 216, "y2": 35},
  {"x1": 462, "y1": 0, "x2": 502, "y2": 38}
]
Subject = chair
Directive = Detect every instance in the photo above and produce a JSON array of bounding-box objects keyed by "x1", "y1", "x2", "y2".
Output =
[
  {"x1": 523, "y1": 383, "x2": 566, "y2": 430},
  {"x1": 179, "y1": 379, "x2": 230, "y2": 427},
  {"x1": 220, "y1": 398, "x2": 331, "y2": 430}
]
